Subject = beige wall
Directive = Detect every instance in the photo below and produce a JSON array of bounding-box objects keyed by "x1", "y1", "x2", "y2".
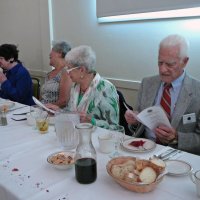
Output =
[{"x1": 0, "y1": 0, "x2": 200, "y2": 107}]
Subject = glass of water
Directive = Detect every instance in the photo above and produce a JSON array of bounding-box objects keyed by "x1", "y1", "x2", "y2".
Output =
[{"x1": 109, "y1": 125, "x2": 125, "y2": 158}]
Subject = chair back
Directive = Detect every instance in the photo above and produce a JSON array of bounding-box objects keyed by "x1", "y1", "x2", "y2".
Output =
[
  {"x1": 32, "y1": 77, "x2": 41, "y2": 99},
  {"x1": 117, "y1": 90, "x2": 133, "y2": 136}
]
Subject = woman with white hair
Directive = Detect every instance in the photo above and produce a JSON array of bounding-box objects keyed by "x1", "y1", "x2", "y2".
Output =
[
  {"x1": 48, "y1": 45, "x2": 119, "y2": 129},
  {"x1": 40, "y1": 41, "x2": 72, "y2": 107}
]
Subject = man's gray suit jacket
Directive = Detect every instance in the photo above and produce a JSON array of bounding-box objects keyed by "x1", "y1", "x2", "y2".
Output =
[{"x1": 132, "y1": 74, "x2": 200, "y2": 155}]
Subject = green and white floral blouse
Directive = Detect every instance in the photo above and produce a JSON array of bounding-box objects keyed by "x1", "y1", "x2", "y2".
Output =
[{"x1": 66, "y1": 73, "x2": 119, "y2": 129}]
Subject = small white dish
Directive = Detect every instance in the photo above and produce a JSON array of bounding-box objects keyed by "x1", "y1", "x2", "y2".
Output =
[
  {"x1": 122, "y1": 138, "x2": 156, "y2": 153},
  {"x1": 47, "y1": 151, "x2": 75, "y2": 170},
  {"x1": 165, "y1": 160, "x2": 192, "y2": 176}
]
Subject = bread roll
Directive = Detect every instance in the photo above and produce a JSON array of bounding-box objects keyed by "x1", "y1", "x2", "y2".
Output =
[
  {"x1": 139, "y1": 167, "x2": 157, "y2": 184},
  {"x1": 150, "y1": 158, "x2": 165, "y2": 174},
  {"x1": 135, "y1": 159, "x2": 149, "y2": 171},
  {"x1": 111, "y1": 165, "x2": 124, "y2": 179},
  {"x1": 124, "y1": 160, "x2": 136, "y2": 166},
  {"x1": 124, "y1": 172, "x2": 138, "y2": 183},
  {"x1": 111, "y1": 160, "x2": 135, "y2": 179}
]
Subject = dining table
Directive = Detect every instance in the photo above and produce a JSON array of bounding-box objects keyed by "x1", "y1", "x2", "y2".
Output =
[{"x1": 0, "y1": 100, "x2": 200, "y2": 200}]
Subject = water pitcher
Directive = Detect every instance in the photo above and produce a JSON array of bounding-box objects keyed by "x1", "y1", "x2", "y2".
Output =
[{"x1": 55, "y1": 110, "x2": 80, "y2": 150}]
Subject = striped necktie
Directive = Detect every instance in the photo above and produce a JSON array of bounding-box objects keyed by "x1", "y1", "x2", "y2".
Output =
[
  {"x1": 156, "y1": 83, "x2": 172, "y2": 144},
  {"x1": 160, "y1": 83, "x2": 172, "y2": 120}
]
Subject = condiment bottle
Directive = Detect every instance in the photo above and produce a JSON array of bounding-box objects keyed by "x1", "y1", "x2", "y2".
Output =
[
  {"x1": 75, "y1": 123, "x2": 97, "y2": 184},
  {"x1": 0, "y1": 110, "x2": 8, "y2": 126}
]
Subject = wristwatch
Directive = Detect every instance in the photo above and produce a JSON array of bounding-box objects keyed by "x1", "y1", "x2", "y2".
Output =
[{"x1": 169, "y1": 138, "x2": 178, "y2": 145}]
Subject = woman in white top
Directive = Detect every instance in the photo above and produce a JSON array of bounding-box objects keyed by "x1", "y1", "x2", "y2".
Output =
[{"x1": 40, "y1": 41, "x2": 72, "y2": 107}]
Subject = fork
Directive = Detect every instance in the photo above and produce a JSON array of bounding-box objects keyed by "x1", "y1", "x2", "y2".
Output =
[
  {"x1": 153, "y1": 149, "x2": 178, "y2": 159},
  {"x1": 13, "y1": 112, "x2": 30, "y2": 115},
  {"x1": 11, "y1": 118, "x2": 27, "y2": 121},
  {"x1": 162, "y1": 150, "x2": 182, "y2": 161}
]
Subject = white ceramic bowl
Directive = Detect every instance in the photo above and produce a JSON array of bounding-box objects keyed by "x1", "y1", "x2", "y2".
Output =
[{"x1": 47, "y1": 151, "x2": 75, "y2": 170}]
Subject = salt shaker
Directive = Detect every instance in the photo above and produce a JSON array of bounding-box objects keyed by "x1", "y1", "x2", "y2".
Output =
[{"x1": 0, "y1": 110, "x2": 8, "y2": 126}]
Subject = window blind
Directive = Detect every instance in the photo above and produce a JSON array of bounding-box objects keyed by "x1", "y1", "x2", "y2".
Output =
[{"x1": 96, "y1": 0, "x2": 200, "y2": 18}]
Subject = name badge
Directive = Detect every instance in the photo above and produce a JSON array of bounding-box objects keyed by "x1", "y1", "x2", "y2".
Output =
[{"x1": 183, "y1": 113, "x2": 196, "y2": 124}]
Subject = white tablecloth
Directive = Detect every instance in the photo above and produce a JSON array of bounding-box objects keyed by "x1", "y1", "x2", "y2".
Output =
[{"x1": 0, "y1": 104, "x2": 200, "y2": 200}]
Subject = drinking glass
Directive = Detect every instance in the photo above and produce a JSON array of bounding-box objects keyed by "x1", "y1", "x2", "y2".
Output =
[
  {"x1": 109, "y1": 125, "x2": 125, "y2": 158},
  {"x1": 190, "y1": 170, "x2": 200, "y2": 197},
  {"x1": 35, "y1": 111, "x2": 49, "y2": 134},
  {"x1": 30, "y1": 105, "x2": 49, "y2": 133},
  {"x1": 29, "y1": 105, "x2": 41, "y2": 128}
]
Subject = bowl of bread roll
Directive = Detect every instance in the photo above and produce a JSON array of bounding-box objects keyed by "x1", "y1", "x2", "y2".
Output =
[{"x1": 106, "y1": 156, "x2": 166, "y2": 193}]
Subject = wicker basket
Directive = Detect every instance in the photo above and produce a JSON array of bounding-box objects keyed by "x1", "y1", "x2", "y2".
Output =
[{"x1": 106, "y1": 156, "x2": 165, "y2": 193}]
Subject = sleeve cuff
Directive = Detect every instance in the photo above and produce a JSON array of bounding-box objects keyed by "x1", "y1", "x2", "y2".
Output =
[{"x1": 91, "y1": 117, "x2": 96, "y2": 125}]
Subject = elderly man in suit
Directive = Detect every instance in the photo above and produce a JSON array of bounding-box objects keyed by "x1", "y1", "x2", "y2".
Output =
[{"x1": 125, "y1": 34, "x2": 200, "y2": 155}]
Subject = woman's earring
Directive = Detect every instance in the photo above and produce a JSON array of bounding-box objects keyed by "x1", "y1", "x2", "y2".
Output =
[{"x1": 80, "y1": 75, "x2": 84, "y2": 79}]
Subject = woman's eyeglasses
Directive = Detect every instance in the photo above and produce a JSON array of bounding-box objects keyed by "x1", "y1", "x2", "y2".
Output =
[{"x1": 66, "y1": 66, "x2": 79, "y2": 73}]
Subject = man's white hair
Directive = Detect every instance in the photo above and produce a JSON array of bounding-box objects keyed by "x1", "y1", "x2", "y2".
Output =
[{"x1": 159, "y1": 34, "x2": 189, "y2": 58}]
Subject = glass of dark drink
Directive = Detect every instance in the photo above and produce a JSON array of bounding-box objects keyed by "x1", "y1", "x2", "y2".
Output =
[{"x1": 75, "y1": 123, "x2": 97, "y2": 184}]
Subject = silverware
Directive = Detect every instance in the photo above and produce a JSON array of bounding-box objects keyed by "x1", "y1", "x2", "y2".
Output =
[
  {"x1": 162, "y1": 150, "x2": 182, "y2": 161},
  {"x1": 11, "y1": 118, "x2": 27, "y2": 121},
  {"x1": 154, "y1": 149, "x2": 178, "y2": 159},
  {"x1": 13, "y1": 112, "x2": 29, "y2": 115}
]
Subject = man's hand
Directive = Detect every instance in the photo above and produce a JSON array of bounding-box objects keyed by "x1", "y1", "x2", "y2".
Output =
[
  {"x1": 155, "y1": 125, "x2": 177, "y2": 144},
  {"x1": 125, "y1": 110, "x2": 139, "y2": 125}
]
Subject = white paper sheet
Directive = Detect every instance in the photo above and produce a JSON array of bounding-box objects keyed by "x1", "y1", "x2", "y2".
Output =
[{"x1": 136, "y1": 106, "x2": 172, "y2": 130}]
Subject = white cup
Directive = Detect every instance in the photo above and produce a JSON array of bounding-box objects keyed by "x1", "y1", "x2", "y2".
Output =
[
  {"x1": 190, "y1": 170, "x2": 200, "y2": 197},
  {"x1": 98, "y1": 133, "x2": 115, "y2": 154}
]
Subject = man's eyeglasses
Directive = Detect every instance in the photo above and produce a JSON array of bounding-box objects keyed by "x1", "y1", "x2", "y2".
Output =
[{"x1": 66, "y1": 66, "x2": 79, "y2": 73}]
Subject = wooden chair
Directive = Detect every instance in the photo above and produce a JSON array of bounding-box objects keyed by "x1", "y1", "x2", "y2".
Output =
[
  {"x1": 31, "y1": 77, "x2": 41, "y2": 99},
  {"x1": 117, "y1": 90, "x2": 133, "y2": 136}
]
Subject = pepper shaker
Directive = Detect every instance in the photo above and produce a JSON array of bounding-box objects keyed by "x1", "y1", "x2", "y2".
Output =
[{"x1": 0, "y1": 110, "x2": 8, "y2": 126}]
